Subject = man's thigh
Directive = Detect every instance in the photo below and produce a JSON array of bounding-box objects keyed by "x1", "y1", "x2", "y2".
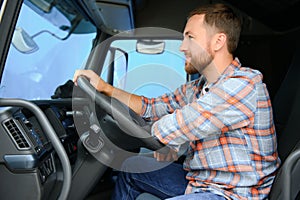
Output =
[{"x1": 121, "y1": 156, "x2": 188, "y2": 197}]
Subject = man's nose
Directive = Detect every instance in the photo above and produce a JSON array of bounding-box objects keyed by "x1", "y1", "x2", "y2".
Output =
[{"x1": 179, "y1": 40, "x2": 186, "y2": 52}]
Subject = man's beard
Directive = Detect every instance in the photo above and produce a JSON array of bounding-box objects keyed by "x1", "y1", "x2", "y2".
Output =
[
  {"x1": 184, "y1": 61, "x2": 198, "y2": 74},
  {"x1": 184, "y1": 49, "x2": 213, "y2": 75}
]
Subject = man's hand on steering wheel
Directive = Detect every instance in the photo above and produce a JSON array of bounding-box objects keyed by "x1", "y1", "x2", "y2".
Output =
[
  {"x1": 73, "y1": 69, "x2": 109, "y2": 94},
  {"x1": 73, "y1": 69, "x2": 143, "y2": 115}
]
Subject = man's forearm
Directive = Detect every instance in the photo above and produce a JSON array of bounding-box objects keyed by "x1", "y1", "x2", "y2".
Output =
[{"x1": 100, "y1": 83, "x2": 143, "y2": 115}]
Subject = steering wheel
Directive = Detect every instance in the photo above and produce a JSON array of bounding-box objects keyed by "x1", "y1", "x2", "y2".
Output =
[{"x1": 76, "y1": 76, "x2": 169, "y2": 153}]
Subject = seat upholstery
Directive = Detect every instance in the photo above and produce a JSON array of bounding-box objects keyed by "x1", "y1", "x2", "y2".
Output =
[
  {"x1": 272, "y1": 45, "x2": 300, "y2": 161},
  {"x1": 268, "y1": 45, "x2": 300, "y2": 200}
]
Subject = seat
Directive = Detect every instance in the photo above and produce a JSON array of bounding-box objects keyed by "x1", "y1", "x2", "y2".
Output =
[{"x1": 268, "y1": 45, "x2": 300, "y2": 200}]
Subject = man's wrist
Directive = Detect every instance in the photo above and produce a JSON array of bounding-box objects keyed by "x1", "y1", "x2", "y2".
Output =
[{"x1": 102, "y1": 83, "x2": 113, "y2": 97}]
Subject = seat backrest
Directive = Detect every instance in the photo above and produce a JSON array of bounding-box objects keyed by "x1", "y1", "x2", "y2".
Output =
[
  {"x1": 272, "y1": 45, "x2": 300, "y2": 160},
  {"x1": 269, "y1": 45, "x2": 300, "y2": 199}
]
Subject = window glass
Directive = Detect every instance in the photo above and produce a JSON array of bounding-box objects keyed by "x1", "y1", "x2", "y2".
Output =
[
  {"x1": 0, "y1": 1, "x2": 96, "y2": 100},
  {"x1": 101, "y1": 39, "x2": 186, "y2": 97}
]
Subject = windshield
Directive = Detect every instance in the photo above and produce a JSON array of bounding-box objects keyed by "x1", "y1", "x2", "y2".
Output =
[{"x1": 0, "y1": 1, "x2": 96, "y2": 100}]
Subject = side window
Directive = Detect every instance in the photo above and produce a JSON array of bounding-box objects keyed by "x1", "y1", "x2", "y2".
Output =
[{"x1": 101, "y1": 39, "x2": 186, "y2": 97}]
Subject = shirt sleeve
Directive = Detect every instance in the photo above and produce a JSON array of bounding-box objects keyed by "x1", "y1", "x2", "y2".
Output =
[
  {"x1": 140, "y1": 81, "x2": 192, "y2": 121},
  {"x1": 152, "y1": 76, "x2": 257, "y2": 146}
]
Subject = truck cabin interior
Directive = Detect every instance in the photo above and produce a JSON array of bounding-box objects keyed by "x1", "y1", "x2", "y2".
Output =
[{"x1": 1, "y1": 0, "x2": 300, "y2": 199}]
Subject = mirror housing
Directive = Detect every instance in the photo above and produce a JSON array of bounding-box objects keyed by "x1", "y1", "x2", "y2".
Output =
[
  {"x1": 136, "y1": 39, "x2": 165, "y2": 54},
  {"x1": 12, "y1": 27, "x2": 39, "y2": 54}
]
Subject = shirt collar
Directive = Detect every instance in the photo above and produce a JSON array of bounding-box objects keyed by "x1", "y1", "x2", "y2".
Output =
[
  {"x1": 212, "y1": 57, "x2": 241, "y2": 85},
  {"x1": 221, "y1": 57, "x2": 241, "y2": 77},
  {"x1": 196, "y1": 57, "x2": 241, "y2": 88}
]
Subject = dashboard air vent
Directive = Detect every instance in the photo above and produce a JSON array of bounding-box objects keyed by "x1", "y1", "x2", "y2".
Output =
[{"x1": 3, "y1": 118, "x2": 30, "y2": 150}]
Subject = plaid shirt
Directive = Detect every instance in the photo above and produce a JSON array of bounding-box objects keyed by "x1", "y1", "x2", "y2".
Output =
[{"x1": 141, "y1": 58, "x2": 280, "y2": 200}]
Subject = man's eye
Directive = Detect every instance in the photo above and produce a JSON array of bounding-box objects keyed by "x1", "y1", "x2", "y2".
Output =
[{"x1": 188, "y1": 35, "x2": 194, "y2": 39}]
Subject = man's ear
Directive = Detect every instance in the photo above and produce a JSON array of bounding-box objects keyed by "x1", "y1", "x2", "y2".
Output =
[{"x1": 213, "y1": 33, "x2": 227, "y2": 51}]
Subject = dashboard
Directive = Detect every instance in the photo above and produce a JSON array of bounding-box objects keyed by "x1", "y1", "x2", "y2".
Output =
[
  {"x1": 0, "y1": 101, "x2": 80, "y2": 199},
  {"x1": 0, "y1": 97, "x2": 151, "y2": 200}
]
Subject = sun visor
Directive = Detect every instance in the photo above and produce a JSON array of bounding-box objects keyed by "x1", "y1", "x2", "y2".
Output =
[{"x1": 79, "y1": 0, "x2": 135, "y2": 35}]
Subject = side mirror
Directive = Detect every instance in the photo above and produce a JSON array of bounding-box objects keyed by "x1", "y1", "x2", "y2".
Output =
[
  {"x1": 12, "y1": 27, "x2": 39, "y2": 54},
  {"x1": 12, "y1": 23, "x2": 81, "y2": 54},
  {"x1": 136, "y1": 39, "x2": 165, "y2": 54}
]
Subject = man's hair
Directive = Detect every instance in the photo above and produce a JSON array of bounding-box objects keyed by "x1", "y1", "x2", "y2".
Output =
[{"x1": 188, "y1": 3, "x2": 242, "y2": 54}]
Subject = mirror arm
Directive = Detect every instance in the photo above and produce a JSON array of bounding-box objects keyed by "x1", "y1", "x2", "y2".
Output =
[
  {"x1": 31, "y1": 15, "x2": 82, "y2": 41},
  {"x1": 31, "y1": 30, "x2": 65, "y2": 40}
]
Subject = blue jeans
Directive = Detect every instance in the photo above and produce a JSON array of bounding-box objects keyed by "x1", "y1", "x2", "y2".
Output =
[{"x1": 111, "y1": 156, "x2": 226, "y2": 200}]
